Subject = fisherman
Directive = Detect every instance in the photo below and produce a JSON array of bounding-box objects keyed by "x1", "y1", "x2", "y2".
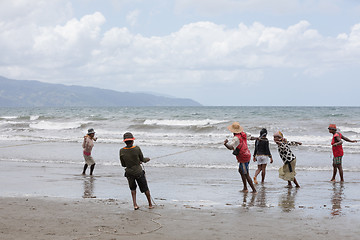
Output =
[
  {"x1": 328, "y1": 124, "x2": 357, "y2": 182},
  {"x1": 120, "y1": 132, "x2": 154, "y2": 210},
  {"x1": 224, "y1": 122, "x2": 256, "y2": 193},
  {"x1": 82, "y1": 128, "x2": 97, "y2": 175}
]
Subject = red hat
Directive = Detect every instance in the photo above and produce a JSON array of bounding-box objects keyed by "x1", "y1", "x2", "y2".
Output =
[{"x1": 328, "y1": 124, "x2": 337, "y2": 130}]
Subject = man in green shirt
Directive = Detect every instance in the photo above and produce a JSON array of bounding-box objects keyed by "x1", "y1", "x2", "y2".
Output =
[{"x1": 120, "y1": 132, "x2": 153, "y2": 210}]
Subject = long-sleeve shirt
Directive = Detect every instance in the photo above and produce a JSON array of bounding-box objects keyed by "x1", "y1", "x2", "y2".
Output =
[
  {"x1": 82, "y1": 136, "x2": 94, "y2": 154},
  {"x1": 277, "y1": 141, "x2": 298, "y2": 163},
  {"x1": 120, "y1": 145, "x2": 145, "y2": 177}
]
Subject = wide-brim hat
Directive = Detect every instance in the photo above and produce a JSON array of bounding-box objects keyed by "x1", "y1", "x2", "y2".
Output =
[
  {"x1": 123, "y1": 132, "x2": 135, "y2": 142},
  {"x1": 227, "y1": 122, "x2": 244, "y2": 133},
  {"x1": 87, "y1": 128, "x2": 95, "y2": 134}
]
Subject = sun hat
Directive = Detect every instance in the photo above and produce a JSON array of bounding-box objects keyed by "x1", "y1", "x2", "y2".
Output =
[
  {"x1": 328, "y1": 124, "x2": 337, "y2": 130},
  {"x1": 87, "y1": 128, "x2": 95, "y2": 135},
  {"x1": 123, "y1": 132, "x2": 135, "y2": 142},
  {"x1": 227, "y1": 122, "x2": 244, "y2": 133}
]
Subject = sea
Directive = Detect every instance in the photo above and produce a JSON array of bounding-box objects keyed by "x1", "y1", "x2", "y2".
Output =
[
  {"x1": 1, "y1": 106, "x2": 360, "y2": 215},
  {"x1": 0, "y1": 106, "x2": 359, "y2": 171}
]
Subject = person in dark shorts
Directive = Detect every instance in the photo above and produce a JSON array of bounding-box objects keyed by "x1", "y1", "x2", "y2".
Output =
[{"x1": 119, "y1": 132, "x2": 153, "y2": 210}]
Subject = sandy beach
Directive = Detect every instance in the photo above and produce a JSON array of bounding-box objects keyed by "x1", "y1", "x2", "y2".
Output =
[
  {"x1": 1, "y1": 195, "x2": 360, "y2": 240},
  {"x1": 1, "y1": 156, "x2": 360, "y2": 240}
]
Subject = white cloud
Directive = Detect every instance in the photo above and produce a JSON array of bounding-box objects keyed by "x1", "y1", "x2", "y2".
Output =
[
  {"x1": 1, "y1": 0, "x2": 360, "y2": 104},
  {"x1": 126, "y1": 9, "x2": 140, "y2": 27}
]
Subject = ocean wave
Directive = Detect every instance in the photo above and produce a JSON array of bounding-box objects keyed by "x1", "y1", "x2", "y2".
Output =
[
  {"x1": 143, "y1": 119, "x2": 227, "y2": 127},
  {"x1": 0, "y1": 116, "x2": 19, "y2": 119},
  {"x1": 337, "y1": 126, "x2": 360, "y2": 134},
  {"x1": 30, "y1": 115, "x2": 40, "y2": 121},
  {"x1": 29, "y1": 120, "x2": 86, "y2": 130}
]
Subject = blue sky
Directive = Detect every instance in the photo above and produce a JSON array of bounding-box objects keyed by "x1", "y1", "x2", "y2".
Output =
[{"x1": 1, "y1": 0, "x2": 360, "y2": 106}]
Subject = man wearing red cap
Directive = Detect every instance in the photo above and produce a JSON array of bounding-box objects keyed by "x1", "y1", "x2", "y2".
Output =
[
  {"x1": 120, "y1": 132, "x2": 153, "y2": 210},
  {"x1": 328, "y1": 124, "x2": 357, "y2": 182}
]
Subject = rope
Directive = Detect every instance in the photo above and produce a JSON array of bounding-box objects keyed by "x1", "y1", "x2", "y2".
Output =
[
  {"x1": 73, "y1": 208, "x2": 163, "y2": 240},
  {"x1": 151, "y1": 147, "x2": 199, "y2": 160}
]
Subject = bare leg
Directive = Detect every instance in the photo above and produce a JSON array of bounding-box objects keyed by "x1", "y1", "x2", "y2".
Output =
[
  {"x1": 131, "y1": 190, "x2": 139, "y2": 210},
  {"x1": 261, "y1": 164, "x2": 267, "y2": 183},
  {"x1": 89, "y1": 163, "x2": 95, "y2": 175},
  {"x1": 254, "y1": 165, "x2": 261, "y2": 184},
  {"x1": 331, "y1": 163, "x2": 337, "y2": 181},
  {"x1": 245, "y1": 174, "x2": 257, "y2": 193},
  {"x1": 287, "y1": 181, "x2": 293, "y2": 188},
  {"x1": 144, "y1": 190, "x2": 154, "y2": 209},
  {"x1": 82, "y1": 164, "x2": 88, "y2": 175},
  {"x1": 293, "y1": 177, "x2": 300, "y2": 188},
  {"x1": 238, "y1": 169, "x2": 248, "y2": 192},
  {"x1": 338, "y1": 164, "x2": 344, "y2": 182}
]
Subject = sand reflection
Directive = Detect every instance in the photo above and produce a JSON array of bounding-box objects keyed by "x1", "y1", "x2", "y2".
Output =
[
  {"x1": 241, "y1": 192, "x2": 256, "y2": 208},
  {"x1": 279, "y1": 188, "x2": 298, "y2": 212},
  {"x1": 82, "y1": 176, "x2": 96, "y2": 198},
  {"x1": 255, "y1": 185, "x2": 267, "y2": 208},
  {"x1": 331, "y1": 183, "x2": 344, "y2": 216}
]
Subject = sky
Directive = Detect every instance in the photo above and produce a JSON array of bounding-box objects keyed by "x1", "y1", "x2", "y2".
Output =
[{"x1": 1, "y1": 0, "x2": 360, "y2": 106}]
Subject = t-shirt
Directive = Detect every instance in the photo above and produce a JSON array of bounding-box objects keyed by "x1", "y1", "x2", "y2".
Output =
[
  {"x1": 82, "y1": 136, "x2": 94, "y2": 154},
  {"x1": 119, "y1": 145, "x2": 145, "y2": 177}
]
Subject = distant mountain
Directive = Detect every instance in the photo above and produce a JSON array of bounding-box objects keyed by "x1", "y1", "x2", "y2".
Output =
[{"x1": 0, "y1": 76, "x2": 201, "y2": 107}]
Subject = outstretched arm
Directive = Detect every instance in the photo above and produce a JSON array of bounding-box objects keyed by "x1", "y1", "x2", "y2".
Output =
[{"x1": 342, "y1": 135, "x2": 357, "y2": 143}]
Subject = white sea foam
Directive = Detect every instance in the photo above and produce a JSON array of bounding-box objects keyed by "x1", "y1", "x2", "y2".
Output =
[
  {"x1": 0, "y1": 116, "x2": 18, "y2": 119},
  {"x1": 30, "y1": 115, "x2": 40, "y2": 121},
  {"x1": 143, "y1": 119, "x2": 226, "y2": 126},
  {"x1": 30, "y1": 120, "x2": 84, "y2": 130}
]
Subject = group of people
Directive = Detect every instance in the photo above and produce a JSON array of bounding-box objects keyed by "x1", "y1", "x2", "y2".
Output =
[
  {"x1": 81, "y1": 128, "x2": 153, "y2": 210},
  {"x1": 81, "y1": 122, "x2": 357, "y2": 209},
  {"x1": 224, "y1": 122, "x2": 357, "y2": 193}
]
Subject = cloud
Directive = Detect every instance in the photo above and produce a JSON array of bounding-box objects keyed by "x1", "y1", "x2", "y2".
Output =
[
  {"x1": 173, "y1": 0, "x2": 352, "y2": 16},
  {"x1": 126, "y1": 9, "x2": 140, "y2": 27},
  {"x1": 1, "y1": 0, "x2": 360, "y2": 100}
]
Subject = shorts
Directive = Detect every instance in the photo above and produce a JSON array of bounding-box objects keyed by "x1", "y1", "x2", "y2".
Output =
[
  {"x1": 255, "y1": 155, "x2": 269, "y2": 165},
  {"x1": 126, "y1": 171, "x2": 149, "y2": 193},
  {"x1": 333, "y1": 156, "x2": 342, "y2": 165},
  {"x1": 83, "y1": 154, "x2": 95, "y2": 166},
  {"x1": 238, "y1": 162, "x2": 249, "y2": 175}
]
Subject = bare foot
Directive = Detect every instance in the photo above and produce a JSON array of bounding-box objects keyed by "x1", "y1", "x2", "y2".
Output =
[
  {"x1": 148, "y1": 205, "x2": 154, "y2": 209},
  {"x1": 241, "y1": 189, "x2": 249, "y2": 193},
  {"x1": 134, "y1": 206, "x2": 139, "y2": 210},
  {"x1": 330, "y1": 179, "x2": 336, "y2": 182},
  {"x1": 253, "y1": 177, "x2": 258, "y2": 185}
]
